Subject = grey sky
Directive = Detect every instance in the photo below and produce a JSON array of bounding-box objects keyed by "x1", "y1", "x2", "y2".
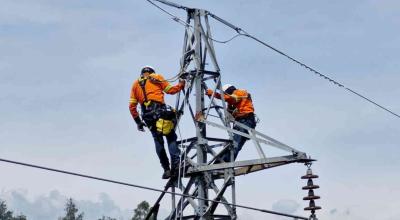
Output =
[{"x1": 1, "y1": 0, "x2": 400, "y2": 219}]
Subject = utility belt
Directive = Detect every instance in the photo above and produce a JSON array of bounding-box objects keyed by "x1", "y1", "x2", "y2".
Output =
[
  {"x1": 228, "y1": 105, "x2": 255, "y2": 121},
  {"x1": 234, "y1": 113, "x2": 259, "y2": 132},
  {"x1": 141, "y1": 100, "x2": 177, "y2": 135},
  {"x1": 141, "y1": 100, "x2": 164, "y2": 114},
  {"x1": 234, "y1": 112, "x2": 255, "y2": 121}
]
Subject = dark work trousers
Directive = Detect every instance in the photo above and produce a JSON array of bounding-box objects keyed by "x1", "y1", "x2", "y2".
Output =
[
  {"x1": 222, "y1": 114, "x2": 257, "y2": 162},
  {"x1": 150, "y1": 128, "x2": 181, "y2": 171}
]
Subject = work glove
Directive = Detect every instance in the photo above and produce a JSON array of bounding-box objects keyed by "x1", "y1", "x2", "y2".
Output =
[
  {"x1": 178, "y1": 79, "x2": 186, "y2": 88},
  {"x1": 179, "y1": 71, "x2": 189, "y2": 79},
  {"x1": 206, "y1": 88, "x2": 213, "y2": 97},
  {"x1": 134, "y1": 117, "x2": 145, "y2": 132}
]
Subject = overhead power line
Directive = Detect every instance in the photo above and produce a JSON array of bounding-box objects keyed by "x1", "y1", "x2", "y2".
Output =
[
  {"x1": 145, "y1": 0, "x2": 189, "y2": 28},
  {"x1": 145, "y1": 0, "x2": 242, "y2": 44},
  {"x1": 147, "y1": 0, "x2": 400, "y2": 120},
  {"x1": 0, "y1": 157, "x2": 308, "y2": 220},
  {"x1": 235, "y1": 30, "x2": 400, "y2": 119}
]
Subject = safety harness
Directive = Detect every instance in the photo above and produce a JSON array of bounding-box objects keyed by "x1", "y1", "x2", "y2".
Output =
[
  {"x1": 138, "y1": 76, "x2": 176, "y2": 135},
  {"x1": 227, "y1": 92, "x2": 253, "y2": 118},
  {"x1": 138, "y1": 77, "x2": 152, "y2": 108}
]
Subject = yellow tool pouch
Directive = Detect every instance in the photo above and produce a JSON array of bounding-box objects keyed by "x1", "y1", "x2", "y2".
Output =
[{"x1": 156, "y1": 118, "x2": 175, "y2": 135}]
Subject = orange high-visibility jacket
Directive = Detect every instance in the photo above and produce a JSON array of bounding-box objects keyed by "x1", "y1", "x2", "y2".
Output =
[
  {"x1": 207, "y1": 88, "x2": 254, "y2": 118},
  {"x1": 129, "y1": 73, "x2": 184, "y2": 118}
]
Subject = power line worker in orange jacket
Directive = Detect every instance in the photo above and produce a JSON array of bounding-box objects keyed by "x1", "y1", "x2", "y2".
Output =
[
  {"x1": 129, "y1": 66, "x2": 185, "y2": 179},
  {"x1": 206, "y1": 84, "x2": 257, "y2": 162}
]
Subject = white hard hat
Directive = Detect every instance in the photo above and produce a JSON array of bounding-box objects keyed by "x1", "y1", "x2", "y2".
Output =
[
  {"x1": 222, "y1": 84, "x2": 233, "y2": 92},
  {"x1": 141, "y1": 65, "x2": 155, "y2": 74}
]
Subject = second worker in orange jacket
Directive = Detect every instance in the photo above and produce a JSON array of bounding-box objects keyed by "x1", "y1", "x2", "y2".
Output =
[{"x1": 206, "y1": 84, "x2": 257, "y2": 162}]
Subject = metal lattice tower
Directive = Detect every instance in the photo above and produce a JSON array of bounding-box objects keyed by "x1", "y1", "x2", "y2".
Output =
[{"x1": 145, "y1": 4, "x2": 316, "y2": 220}]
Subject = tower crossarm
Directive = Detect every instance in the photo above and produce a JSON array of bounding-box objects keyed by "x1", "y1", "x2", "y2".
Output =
[
  {"x1": 201, "y1": 119, "x2": 304, "y2": 154},
  {"x1": 187, "y1": 154, "x2": 313, "y2": 175}
]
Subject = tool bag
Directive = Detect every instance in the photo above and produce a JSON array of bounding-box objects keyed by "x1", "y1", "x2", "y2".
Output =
[
  {"x1": 155, "y1": 105, "x2": 176, "y2": 135},
  {"x1": 142, "y1": 104, "x2": 176, "y2": 135}
]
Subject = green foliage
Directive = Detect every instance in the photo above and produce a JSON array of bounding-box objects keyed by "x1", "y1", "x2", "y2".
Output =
[
  {"x1": 12, "y1": 215, "x2": 27, "y2": 220},
  {"x1": 131, "y1": 201, "x2": 150, "y2": 220},
  {"x1": 0, "y1": 200, "x2": 27, "y2": 220},
  {"x1": 0, "y1": 201, "x2": 13, "y2": 220},
  {"x1": 59, "y1": 198, "x2": 84, "y2": 220}
]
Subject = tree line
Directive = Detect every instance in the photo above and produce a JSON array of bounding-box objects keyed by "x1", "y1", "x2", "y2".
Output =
[{"x1": 0, "y1": 199, "x2": 150, "y2": 220}]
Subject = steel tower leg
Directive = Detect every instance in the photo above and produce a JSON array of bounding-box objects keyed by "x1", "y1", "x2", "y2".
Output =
[{"x1": 193, "y1": 9, "x2": 208, "y2": 219}]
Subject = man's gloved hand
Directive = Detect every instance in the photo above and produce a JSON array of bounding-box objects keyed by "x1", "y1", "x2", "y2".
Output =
[
  {"x1": 137, "y1": 123, "x2": 145, "y2": 132},
  {"x1": 179, "y1": 71, "x2": 189, "y2": 79},
  {"x1": 206, "y1": 88, "x2": 213, "y2": 97},
  {"x1": 179, "y1": 79, "x2": 186, "y2": 88},
  {"x1": 134, "y1": 117, "x2": 146, "y2": 132}
]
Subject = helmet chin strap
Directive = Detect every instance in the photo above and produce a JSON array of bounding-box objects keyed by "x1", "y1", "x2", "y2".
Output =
[{"x1": 141, "y1": 72, "x2": 151, "y2": 78}]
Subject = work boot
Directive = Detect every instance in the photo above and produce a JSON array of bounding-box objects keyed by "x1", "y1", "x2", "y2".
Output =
[
  {"x1": 162, "y1": 169, "x2": 171, "y2": 179},
  {"x1": 170, "y1": 168, "x2": 177, "y2": 179},
  {"x1": 170, "y1": 163, "x2": 181, "y2": 179}
]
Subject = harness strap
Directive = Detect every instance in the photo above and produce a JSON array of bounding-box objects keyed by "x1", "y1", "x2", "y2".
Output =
[{"x1": 139, "y1": 78, "x2": 152, "y2": 107}]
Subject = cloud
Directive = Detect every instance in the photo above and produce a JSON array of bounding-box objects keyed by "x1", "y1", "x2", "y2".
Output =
[
  {"x1": 369, "y1": 0, "x2": 400, "y2": 13},
  {"x1": 386, "y1": 214, "x2": 400, "y2": 220},
  {"x1": 0, "y1": 189, "x2": 132, "y2": 220},
  {"x1": 0, "y1": 0, "x2": 62, "y2": 25},
  {"x1": 329, "y1": 208, "x2": 337, "y2": 215},
  {"x1": 271, "y1": 199, "x2": 300, "y2": 214},
  {"x1": 237, "y1": 212, "x2": 255, "y2": 220},
  {"x1": 327, "y1": 208, "x2": 367, "y2": 220}
]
